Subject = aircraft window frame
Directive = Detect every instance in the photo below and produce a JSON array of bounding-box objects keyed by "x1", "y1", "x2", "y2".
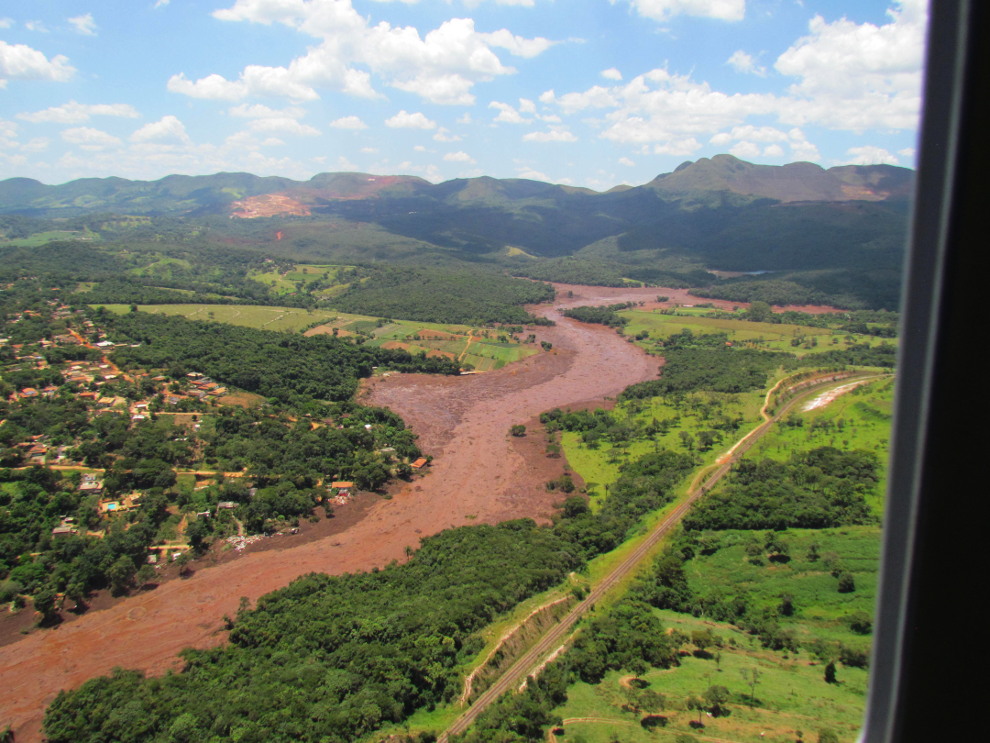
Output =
[{"x1": 862, "y1": 2, "x2": 979, "y2": 741}]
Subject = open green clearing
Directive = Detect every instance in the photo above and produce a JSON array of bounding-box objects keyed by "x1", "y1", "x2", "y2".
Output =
[
  {"x1": 546, "y1": 525, "x2": 879, "y2": 743},
  {"x1": 101, "y1": 303, "x2": 339, "y2": 332},
  {"x1": 560, "y1": 387, "x2": 763, "y2": 512},
  {"x1": 553, "y1": 610, "x2": 870, "y2": 743},
  {"x1": 248, "y1": 263, "x2": 355, "y2": 298},
  {"x1": 100, "y1": 303, "x2": 541, "y2": 370},
  {"x1": 620, "y1": 309, "x2": 897, "y2": 357},
  {"x1": 1, "y1": 229, "x2": 96, "y2": 246},
  {"x1": 548, "y1": 361, "x2": 891, "y2": 743}
]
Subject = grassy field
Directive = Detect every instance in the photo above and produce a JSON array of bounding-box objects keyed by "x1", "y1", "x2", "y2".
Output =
[
  {"x1": 310, "y1": 315, "x2": 540, "y2": 370},
  {"x1": 620, "y1": 309, "x2": 896, "y2": 358},
  {"x1": 129, "y1": 257, "x2": 193, "y2": 278},
  {"x1": 1, "y1": 230, "x2": 96, "y2": 246},
  {"x1": 550, "y1": 523, "x2": 879, "y2": 743},
  {"x1": 548, "y1": 321, "x2": 892, "y2": 743},
  {"x1": 554, "y1": 613, "x2": 870, "y2": 743},
  {"x1": 248, "y1": 263, "x2": 354, "y2": 297},
  {"x1": 558, "y1": 387, "x2": 765, "y2": 512},
  {"x1": 749, "y1": 375, "x2": 894, "y2": 515},
  {"x1": 103, "y1": 303, "x2": 541, "y2": 370},
  {"x1": 101, "y1": 303, "x2": 340, "y2": 332}
]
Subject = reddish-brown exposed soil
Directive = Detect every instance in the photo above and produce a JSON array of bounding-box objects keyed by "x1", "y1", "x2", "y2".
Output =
[{"x1": 0, "y1": 283, "x2": 664, "y2": 742}]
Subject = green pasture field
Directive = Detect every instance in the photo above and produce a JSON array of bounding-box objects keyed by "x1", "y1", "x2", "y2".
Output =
[
  {"x1": 553, "y1": 616, "x2": 870, "y2": 743},
  {"x1": 1, "y1": 230, "x2": 95, "y2": 247},
  {"x1": 248, "y1": 263, "x2": 353, "y2": 296},
  {"x1": 549, "y1": 326, "x2": 891, "y2": 743},
  {"x1": 358, "y1": 322, "x2": 539, "y2": 369},
  {"x1": 561, "y1": 389, "x2": 764, "y2": 511},
  {"x1": 749, "y1": 375, "x2": 894, "y2": 515},
  {"x1": 550, "y1": 525, "x2": 878, "y2": 743},
  {"x1": 129, "y1": 257, "x2": 193, "y2": 277},
  {"x1": 619, "y1": 309, "x2": 896, "y2": 357},
  {"x1": 681, "y1": 527, "x2": 880, "y2": 648},
  {"x1": 100, "y1": 303, "x2": 340, "y2": 332},
  {"x1": 104, "y1": 304, "x2": 540, "y2": 369}
]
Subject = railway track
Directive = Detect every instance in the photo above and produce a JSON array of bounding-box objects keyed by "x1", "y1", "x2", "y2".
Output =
[{"x1": 439, "y1": 371, "x2": 883, "y2": 741}]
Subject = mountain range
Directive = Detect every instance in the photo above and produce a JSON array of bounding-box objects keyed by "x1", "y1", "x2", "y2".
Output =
[
  {"x1": 0, "y1": 154, "x2": 912, "y2": 219},
  {"x1": 0, "y1": 155, "x2": 913, "y2": 309}
]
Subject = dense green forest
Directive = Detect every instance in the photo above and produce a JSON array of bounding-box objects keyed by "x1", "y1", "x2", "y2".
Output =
[
  {"x1": 561, "y1": 304, "x2": 634, "y2": 328},
  {"x1": 41, "y1": 440, "x2": 697, "y2": 741},
  {"x1": 333, "y1": 266, "x2": 555, "y2": 325},
  {"x1": 621, "y1": 329, "x2": 798, "y2": 397},
  {"x1": 102, "y1": 310, "x2": 461, "y2": 406},
  {"x1": 43, "y1": 522, "x2": 580, "y2": 743}
]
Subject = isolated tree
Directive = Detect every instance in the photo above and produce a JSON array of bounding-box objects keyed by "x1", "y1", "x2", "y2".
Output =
[
  {"x1": 747, "y1": 301, "x2": 773, "y2": 323},
  {"x1": 64, "y1": 580, "x2": 87, "y2": 611},
  {"x1": 108, "y1": 555, "x2": 136, "y2": 596},
  {"x1": 691, "y1": 628, "x2": 716, "y2": 655},
  {"x1": 34, "y1": 587, "x2": 60, "y2": 625},
  {"x1": 696, "y1": 430, "x2": 719, "y2": 452},
  {"x1": 703, "y1": 685, "x2": 731, "y2": 717},
  {"x1": 837, "y1": 572, "x2": 856, "y2": 593},
  {"x1": 778, "y1": 592, "x2": 795, "y2": 616},
  {"x1": 510, "y1": 424, "x2": 526, "y2": 437},
  {"x1": 740, "y1": 667, "x2": 761, "y2": 706},
  {"x1": 185, "y1": 517, "x2": 210, "y2": 553},
  {"x1": 824, "y1": 661, "x2": 837, "y2": 684},
  {"x1": 686, "y1": 694, "x2": 706, "y2": 726},
  {"x1": 174, "y1": 551, "x2": 192, "y2": 577},
  {"x1": 136, "y1": 564, "x2": 157, "y2": 589}
]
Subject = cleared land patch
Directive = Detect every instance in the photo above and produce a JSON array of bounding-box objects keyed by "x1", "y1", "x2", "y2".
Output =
[
  {"x1": 620, "y1": 309, "x2": 896, "y2": 357},
  {"x1": 100, "y1": 303, "x2": 541, "y2": 371}
]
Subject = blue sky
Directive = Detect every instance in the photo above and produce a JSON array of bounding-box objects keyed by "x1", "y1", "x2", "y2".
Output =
[{"x1": 1, "y1": 1, "x2": 927, "y2": 190}]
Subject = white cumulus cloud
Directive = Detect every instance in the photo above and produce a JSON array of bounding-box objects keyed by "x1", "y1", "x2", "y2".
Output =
[
  {"x1": 0, "y1": 41, "x2": 75, "y2": 85},
  {"x1": 167, "y1": 73, "x2": 247, "y2": 101},
  {"x1": 844, "y1": 145, "x2": 899, "y2": 165},
  {"x1": 130, "y1": 115, "x2": 191, "y2": 144},
  {"x1": 385, "y1": 110, "x2": 437, "y2": 129},
  {"x1": 61, "y1": 127, "x2": 122, "y2": 150},
  {"x1": 329, "y1": 115, "x2": 368, "y2": 129},
  {"x1": 443, "y1": 151, "x2": 476, "y2": 163},
  {"x1": 726, "y1": 50, "x2": 765, "y2": 76},
  {"x1": 774, "y1": 0, "x2": 926, "y2": 131},
  {"x1": 490, "y1": 101, "x2": 529, "y2": 124},
  {"x1": 18, "y1": 101, "x2": 139, "y2": 124},
  {"x1": 523, "y1": 126, "x2": 577, "y2": 142},
  {"x1": 176, "y1": 0, "x2": 554, "y2": 105},
  {"x1": 229, "y1": 103, "x2": 305, "y2": 119},
  {"x1": 68, "y1": 14, "x2": 98, "y2": 36},
  {"x1": 247, "y1": 117, "x2": 320, "y2": 136},
  {"x1": 617, "y1": 0, "x2": 745, "y2": 23}
]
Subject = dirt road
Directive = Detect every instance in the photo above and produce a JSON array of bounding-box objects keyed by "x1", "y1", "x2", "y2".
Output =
[{"x1": 0, "y1": 284, "x2": 667, "y2": 742}]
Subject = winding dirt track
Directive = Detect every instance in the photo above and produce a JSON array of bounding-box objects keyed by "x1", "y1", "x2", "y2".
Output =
[{"x1": 0, "y1": 284, "x2": 683, "y2": 742}]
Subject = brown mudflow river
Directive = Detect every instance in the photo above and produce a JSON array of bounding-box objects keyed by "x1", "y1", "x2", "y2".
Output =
[{"x1": 0, "y1": 285, "x2": 723, "y2": 742}]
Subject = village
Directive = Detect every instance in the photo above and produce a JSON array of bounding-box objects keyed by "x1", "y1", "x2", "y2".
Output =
[{"x1": 0, "y1": 297, "x2": 430, "y2": 610}]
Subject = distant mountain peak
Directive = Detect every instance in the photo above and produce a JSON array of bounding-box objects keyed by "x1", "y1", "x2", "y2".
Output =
[{"x1": 647, "y1": 154, "x2": 912, "y2": 203}]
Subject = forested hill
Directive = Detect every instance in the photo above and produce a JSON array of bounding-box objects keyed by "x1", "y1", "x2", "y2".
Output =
[
  {"x1": 0, "y1": 156, "x2": 912, "y2": 218},
  {"x1": 0, "y1": 155, "x2": 914, "y2": 311}
]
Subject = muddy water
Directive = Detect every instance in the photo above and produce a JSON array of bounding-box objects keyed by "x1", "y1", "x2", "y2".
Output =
[{"x1": 0, "y1": 284, "x2": 665, "y2": 742}]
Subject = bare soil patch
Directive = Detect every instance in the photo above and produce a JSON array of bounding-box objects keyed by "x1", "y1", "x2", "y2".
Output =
[{"x1": 0, "y1": 285, "x2": 661, "y2": 742}]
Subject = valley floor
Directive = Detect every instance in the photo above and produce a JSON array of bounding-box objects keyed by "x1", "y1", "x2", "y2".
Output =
[{"x1": 0, "y1": 286, "x2": 667, "y2": 742}]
